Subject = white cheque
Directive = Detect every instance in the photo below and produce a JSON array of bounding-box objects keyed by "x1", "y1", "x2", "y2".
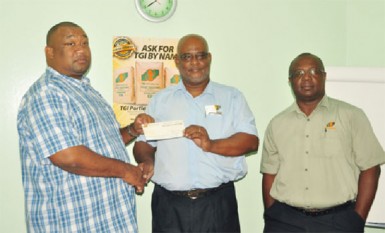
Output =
[{"x1": 143, "y1": 120, "x2": 185, "y2": 140}]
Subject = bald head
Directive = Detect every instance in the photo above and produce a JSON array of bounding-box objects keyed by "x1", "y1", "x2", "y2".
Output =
[
  {"x1": 177, "y1": 34, "x2": 209, "y2": 54},
  {"x1": 46, "y1": 21, "x2": 81, "y2": 46}
]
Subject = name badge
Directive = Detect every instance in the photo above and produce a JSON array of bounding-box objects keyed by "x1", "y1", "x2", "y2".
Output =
[{"x1": 205, "y1": 105, "x2": 222, "y2": 116}]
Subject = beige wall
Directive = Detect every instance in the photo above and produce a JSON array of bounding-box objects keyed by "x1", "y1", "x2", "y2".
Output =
[{"x1": 1, "y1": 0, "x2": 384, "y2": 232}]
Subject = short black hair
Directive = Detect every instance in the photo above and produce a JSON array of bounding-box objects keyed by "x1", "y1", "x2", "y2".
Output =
[
  {"x1": 46, "y1": 21, "x2": 81, "y2": 46},
  {"x1": 289, "y1": 53, "x2": 325, "y2": 77}
]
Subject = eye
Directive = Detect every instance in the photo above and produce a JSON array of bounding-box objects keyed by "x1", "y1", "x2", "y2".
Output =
[
  {"x1": 64, "y1": 42, "x2": 75, "y2": 46},
  {"x1": 196, "y1": 52, "x2": 208, "y2": 60},
  {"x1": 291, "y1": 70, "x2": 305, "y2": 79},
  {"x1": 180, "y1": 53, "x2": 192, "y2": 61}
]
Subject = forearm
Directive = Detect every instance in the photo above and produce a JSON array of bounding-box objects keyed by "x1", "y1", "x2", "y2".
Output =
[
  {"x1": 262, "y1": 173, "x2": 276, "y2": 209},
  {"x1": 120, "y1": 124, "x2": 139, "y2": 145},
  {"x1": 50, "y1": 145, "x2": 132, "y2": 178},
  {"x1": 120, "y1": 113, "x2": 155, "y2": 145},
  {"x1": 355, "y1": 165, "x2": 381, "y2": 220},
  {"x1": 206, "y1": 133, "x2": 259, "y2": 157},
  {"x1": 133, "y1": 141, "x2": 156, "y2": 164}
]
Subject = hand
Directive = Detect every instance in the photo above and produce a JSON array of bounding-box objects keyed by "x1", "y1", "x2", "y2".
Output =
[
  {"x1": 146, "y1": 0, "x2": 159, "y2": 7},
  {"x1": 122, "y1": 164, "x2": 147, "y2": 194},
  {"x1": 138, "y1": 161, "x2": 154, "y2": 184},
  {"x1": 132, "y1": 113, "x2": 155, "y2": 136},
  {"x1": 184, "y1": 125, "x2": 212, "y2": 152}
]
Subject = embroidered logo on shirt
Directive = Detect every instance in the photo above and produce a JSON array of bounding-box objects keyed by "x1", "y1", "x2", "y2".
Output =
[
  {"x1": 325, "y1": 121, "x2": 336, "y2": 132},
  {"x1": 205, "y1": 105, "x2": 222, "y2": 116}
]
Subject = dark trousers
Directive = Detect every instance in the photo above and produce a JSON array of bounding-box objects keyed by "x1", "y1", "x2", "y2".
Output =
[
  {"x1": 152, "y1": 182, "x2": 240, "y2": 233},
  {"x1": 264, "y1": 201, "x2": 365, "y2": 232}
]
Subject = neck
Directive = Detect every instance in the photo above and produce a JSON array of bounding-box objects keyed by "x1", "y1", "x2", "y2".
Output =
[
  {"x1": 296, "y1": 96, "x2": 323, "y2": 116},
  {"x1": 183, "y1": 79, "x2": 209, "y2": 97}
]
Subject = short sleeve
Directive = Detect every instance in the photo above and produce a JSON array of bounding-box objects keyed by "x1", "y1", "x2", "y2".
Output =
[
  {"x1": 351, "y1": 108, "x2": 385, "y2": 170},
  {"x1": 26, "y1": 89, "x2": 81, "y2": 161},
  {"x1": 260, "y1": 120, "x2": 280, "y2": 174}
]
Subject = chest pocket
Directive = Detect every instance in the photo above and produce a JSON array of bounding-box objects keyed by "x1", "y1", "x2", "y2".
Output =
[
  {"x1": 204, "y1": 114, "x2": 232, "y2": 140},
  {"x1": 321, "y1": 128, "x2": 345, "y2": 158}
]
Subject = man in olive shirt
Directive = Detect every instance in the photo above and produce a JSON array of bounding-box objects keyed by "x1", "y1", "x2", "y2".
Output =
[{"x1": 261, "y1": 53, "x2": 385, "y2": 232}]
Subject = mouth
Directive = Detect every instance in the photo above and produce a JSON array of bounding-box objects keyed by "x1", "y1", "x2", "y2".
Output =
[
  {"x1": 75, "y1": 57, "x2": 89, "y2": 64},
  {"x1": 301, "y1": 85, "x2": 314, "y2": 91}
]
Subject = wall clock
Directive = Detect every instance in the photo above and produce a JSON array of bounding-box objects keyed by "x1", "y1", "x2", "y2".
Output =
[{"x1": 135, "y1": 0, "x2": 177, "y2": 22}]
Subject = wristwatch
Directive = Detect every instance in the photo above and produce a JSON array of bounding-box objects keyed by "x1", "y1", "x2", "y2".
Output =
[{"x1": 127, "y1": 123, "x2": 139, "y2": 137}]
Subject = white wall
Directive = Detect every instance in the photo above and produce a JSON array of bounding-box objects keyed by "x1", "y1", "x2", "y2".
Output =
[
  {"x1": 1, "y1": 0, "x2": 384, "y2": 232},
  {"x1": 326, "y1": 67, "x2": 385, "y2": 226}
]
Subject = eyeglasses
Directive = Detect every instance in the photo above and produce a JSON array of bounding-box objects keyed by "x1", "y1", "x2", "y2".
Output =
[
  {"x1": 179, "y1": 52, "x2": 209, "y2": 62},
  {"x1": 290, "y1": 68, "x2": 325, "y2": 79}
]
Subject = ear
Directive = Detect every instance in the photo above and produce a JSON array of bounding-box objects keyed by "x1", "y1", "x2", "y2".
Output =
[
  {"x1": 174, "y1": 54, "x2": 180, "y2": 67},
  {"x1": 207, "y1": 52, "x2": 212, "y2": 62},
  {"x1": 45, "y1": 46, "x2": 54, "y2": 60},
  {"x1": 288, "y1": 78, "x2": 293, "y2": 87}
]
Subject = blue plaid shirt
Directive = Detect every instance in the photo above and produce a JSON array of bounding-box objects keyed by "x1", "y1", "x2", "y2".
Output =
[{"x1": 17, "y1": 67, "x2": 138, "y2": 233}]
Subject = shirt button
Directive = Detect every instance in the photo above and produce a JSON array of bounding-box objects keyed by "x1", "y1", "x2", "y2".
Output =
[
  {"x1": 305, "y1": 168, "x2": 308, "y2": 171},
  {"x1": 306, "y1": 135, "x2": 309, "y2": 138}
]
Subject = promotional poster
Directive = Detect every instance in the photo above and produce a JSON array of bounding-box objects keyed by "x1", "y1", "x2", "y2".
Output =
[{"x1": 112, "y1": 37, "x2": 180, "y2": 127}]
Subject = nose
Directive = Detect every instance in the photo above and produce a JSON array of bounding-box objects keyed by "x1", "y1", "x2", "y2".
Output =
[
  {"x1": 189, "y1": 55, "x2": 200, "y2": 64},
  {"x1": 302, "y1": 71, "x2": 312, "y2": 80}
]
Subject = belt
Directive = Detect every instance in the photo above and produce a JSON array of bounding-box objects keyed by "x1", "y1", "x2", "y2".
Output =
[
  {"x1": 160, "y1": 182, "x2": 233, "y2": 200},
  {"x1": 289, "y1": 201, "x2": 354, "y2": 217}
]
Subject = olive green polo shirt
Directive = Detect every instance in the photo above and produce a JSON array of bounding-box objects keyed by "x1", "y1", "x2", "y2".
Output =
[{"x1": 261, "y1": 96, "x2": 385, "y2": 209}]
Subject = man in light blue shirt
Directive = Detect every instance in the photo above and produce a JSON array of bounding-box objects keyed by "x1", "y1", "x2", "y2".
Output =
[
  {"x1": 17, "y1": 22, "x2": 153, "y2": 232},
  {"x1": 134, "y1": 34, "x2": 259, "y2": 232}
]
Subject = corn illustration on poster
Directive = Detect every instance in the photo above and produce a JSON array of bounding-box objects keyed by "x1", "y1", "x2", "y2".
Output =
[{"x1": 113, "y1": 37, "x2": 180, "y2": 127}]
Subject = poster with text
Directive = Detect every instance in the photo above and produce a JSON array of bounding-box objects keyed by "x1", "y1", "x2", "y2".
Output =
[{"x1": 113, "y1": 37, "x2": 180, "y2": 127}]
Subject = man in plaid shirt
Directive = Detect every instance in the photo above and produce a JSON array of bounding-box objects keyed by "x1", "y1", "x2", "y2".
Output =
[{"x1": 17, "y1": 21, "x2": 153, "y2": 232}]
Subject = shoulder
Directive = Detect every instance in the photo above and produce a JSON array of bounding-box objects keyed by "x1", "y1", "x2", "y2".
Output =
[
  {"x1": 269, "y1": 103, "x2": 296, "y2": 122},
  {"x1": 209, "y1": 81, "x2": 243, "y2": 99},
  {"x1": 153, "y1": 84, "x2": 179, "y2": 99},
  {"x1": 210, "y1": 81, "x2": 240, "y2": 92},
  {"x1": 18, "y1": 71, "x2": 70, "y2": 113},
  {"x1": 326, "y1": 96, "x2": 365, "y2": 116}
]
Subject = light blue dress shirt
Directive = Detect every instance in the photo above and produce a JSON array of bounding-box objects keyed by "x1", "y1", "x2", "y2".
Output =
[{"x1": 138, "y1": 81, "x2": 258, "y2": 191}]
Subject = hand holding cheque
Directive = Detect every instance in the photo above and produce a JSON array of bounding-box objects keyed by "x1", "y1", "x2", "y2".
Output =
[{"x1": 143, "y1": 120, "x2": 209, "y2": 150}]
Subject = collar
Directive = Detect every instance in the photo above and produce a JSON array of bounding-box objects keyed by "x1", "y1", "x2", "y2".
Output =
[
  {"x1": 47, "y1": 66, "x2": 90, "y2": 87},
  {"x1": 175, "y1": 80, "x2": 214, "y2": 97},
  {"x1": 289, "y1": 95, "x2": 330, "y2": 114}
]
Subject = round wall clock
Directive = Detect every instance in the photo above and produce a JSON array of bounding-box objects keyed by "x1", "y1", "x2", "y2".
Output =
[{"x1": 135, "y1": 0, "x2": 177, "y2": 22}]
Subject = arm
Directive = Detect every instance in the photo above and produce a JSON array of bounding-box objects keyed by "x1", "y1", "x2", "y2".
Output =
[
  {"x1": 354, "y1": 165, "x2": 381, "y2": 220},
  {"x1": 133, "y1": 141, "x2": 156, "y2": 183},
  {"x1": 49, "y1": 145, "x2": 146, "y2": 193},
  {"x1": 262, "y1": 173, "x2": 276, "y2": 209},
  {"x1": 120, "y1": 113, "x2": 154, "y2": 145},
  {"x1": 184, "y1": 125, "x2": 259, "y2": 157}
]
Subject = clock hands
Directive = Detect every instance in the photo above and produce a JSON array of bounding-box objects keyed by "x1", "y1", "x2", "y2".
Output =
[{"x1": 146, "y1": 0, "x2": 160, "y2": 8}]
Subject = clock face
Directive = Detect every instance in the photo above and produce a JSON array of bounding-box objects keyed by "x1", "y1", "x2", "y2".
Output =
[{"x1": 135, "y1": 0, "x2": 177, "y2": 22}]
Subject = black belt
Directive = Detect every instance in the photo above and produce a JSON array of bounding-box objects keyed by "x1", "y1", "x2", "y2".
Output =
[
  {"x1": 288, "y1": 200, "x2": 355, "y2": 217},
  {"x1": 159, "y1": 182, "x2": 233, "y2": 200}
]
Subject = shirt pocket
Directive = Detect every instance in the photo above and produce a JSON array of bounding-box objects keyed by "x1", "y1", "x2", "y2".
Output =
[
  {"x1": 322, "y1": 129, "x2": 344, "y2": 158},
  {"x1": 204, "y1": 114, "x2": 231, "y2": 139}
]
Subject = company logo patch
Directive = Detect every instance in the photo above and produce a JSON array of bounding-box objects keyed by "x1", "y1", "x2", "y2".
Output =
[{"x1": 113, "y1": 37, "x2": 136, "y2": 59}]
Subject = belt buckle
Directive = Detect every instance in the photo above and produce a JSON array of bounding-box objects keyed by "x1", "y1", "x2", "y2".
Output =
[{"x1": 187, "y1": 190, "x2": 200, "y2": 200}]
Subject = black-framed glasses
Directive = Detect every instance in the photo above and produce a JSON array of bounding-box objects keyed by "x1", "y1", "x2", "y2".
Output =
[
  {"x1": 179, "y1": 52, "x2": 209, "y2": 62},
  {"x1": 290, "y1": 68, "x2": 325, "y2": 79}
]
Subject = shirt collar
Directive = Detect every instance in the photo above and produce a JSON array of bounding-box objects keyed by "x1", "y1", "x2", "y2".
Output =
[
  {"x1": 47, "y1": 66, "x2": 90, "y2": 87},
  {"x1": 175, "y1": 79, "x2": 214, "y2": 97},
  {"x1": 289, "y1": 95, "x2": 330, "y2": 114}
]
